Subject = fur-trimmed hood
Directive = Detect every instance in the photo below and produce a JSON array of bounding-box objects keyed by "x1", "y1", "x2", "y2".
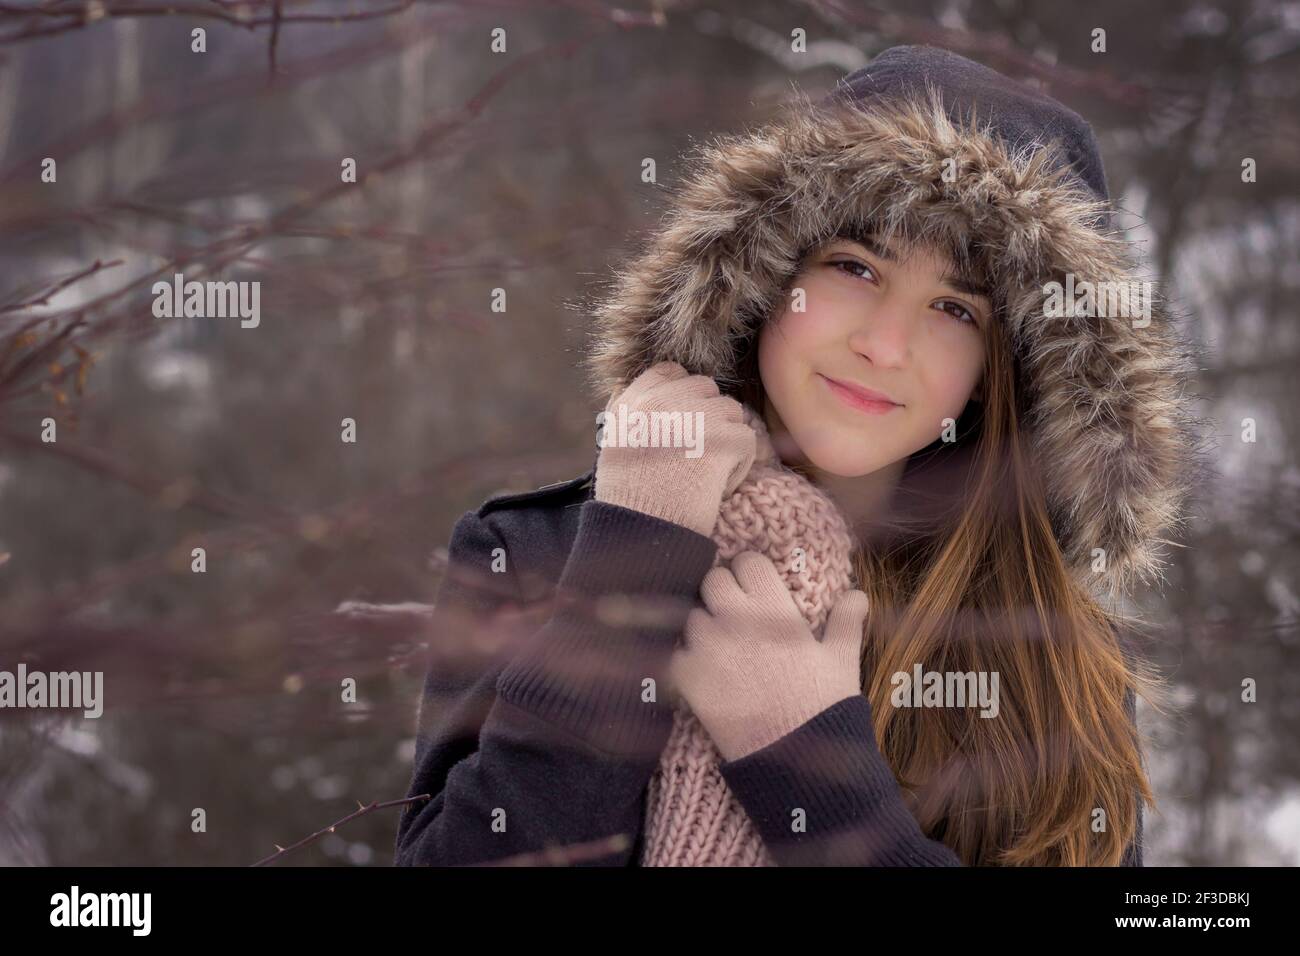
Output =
[{"x1": 579, "y1": 72, "x2": 1212, "y2": 600}]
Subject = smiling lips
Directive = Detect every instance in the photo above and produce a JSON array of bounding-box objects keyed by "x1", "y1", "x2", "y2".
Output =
[{"x1": 819, "y1": 374, "x2": 903, "y2": 415}]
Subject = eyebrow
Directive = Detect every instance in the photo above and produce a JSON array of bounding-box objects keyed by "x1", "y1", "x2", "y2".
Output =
[{"x1": 831, "y1": 232, "x2": 992, "y2": 301}]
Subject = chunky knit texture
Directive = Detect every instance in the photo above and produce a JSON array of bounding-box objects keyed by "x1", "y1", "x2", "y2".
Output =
[{"x1": 639, "y1": 405, "x2": 858, "y2": 866}]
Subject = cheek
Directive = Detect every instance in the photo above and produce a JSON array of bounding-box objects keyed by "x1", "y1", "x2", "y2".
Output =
[
  {"x1": 758, "y1": 307, "x2": 803, "y2": 394},
  {"x1": 918, "y1": 335, "x2": 984, "y2": 416},
  {"x1": 758, "y1": 296, "x2": 836, "y2": 384}
]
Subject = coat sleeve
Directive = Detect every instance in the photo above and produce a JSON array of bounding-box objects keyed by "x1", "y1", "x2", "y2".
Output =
[
  {"x1": 718, "y1": 694, "x2": 964, "y2": 865},
  {"x1": 719, "y1": 693, "x2": 1146, "y2": 866},
  {"x1": 394, "y1": 499, "x2": 717, "y2": 867}
]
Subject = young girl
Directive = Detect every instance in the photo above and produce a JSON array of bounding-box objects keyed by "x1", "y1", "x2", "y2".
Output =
[{"x1": 395, "y1": 45, "x2": 1208, "y2": 866}]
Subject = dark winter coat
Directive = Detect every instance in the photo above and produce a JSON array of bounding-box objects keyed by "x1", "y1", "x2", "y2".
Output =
[{"x1": 393, "y1": 464, "x2": 1142, "y2": 866}]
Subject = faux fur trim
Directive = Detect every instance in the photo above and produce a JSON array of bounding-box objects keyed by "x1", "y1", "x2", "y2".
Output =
[{"x1": 578, "y1": 88, "x2": 1213, "y2": 598}]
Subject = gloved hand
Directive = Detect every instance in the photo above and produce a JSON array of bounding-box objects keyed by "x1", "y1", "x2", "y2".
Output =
[
  {"x1": 669, "y1": 550, "x2": 870, "y2": 762},
  {"x1": 593, "y1": 361, "x2": 757, "y2": 538}
]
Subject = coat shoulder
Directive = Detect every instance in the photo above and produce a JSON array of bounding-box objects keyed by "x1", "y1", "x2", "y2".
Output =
[
  {"x1": 476, "y1": 467, "x2": 596, "y2": 519},
  {"x1": 472, "y1": 467, "x2": 596, "y2": 597}
]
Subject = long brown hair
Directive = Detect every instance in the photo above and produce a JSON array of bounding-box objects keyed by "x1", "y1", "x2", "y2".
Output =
[{"x1": 728, "y1": 261, "x2": 1169, "y2": 866}]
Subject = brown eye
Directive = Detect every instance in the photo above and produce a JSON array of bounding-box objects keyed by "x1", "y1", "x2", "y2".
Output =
[
  {"x1": 831, "y1": 259, "x2": 877, "y2": 283},
  {"x1": 936, "y1": 300, "x2": 977, "y2": 326}
]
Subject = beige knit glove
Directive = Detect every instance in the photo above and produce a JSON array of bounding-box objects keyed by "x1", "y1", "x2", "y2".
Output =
[
  {"x1": 669, "y1": 550, "x2": 870, "y2": 762},
  {"x1": 593, "y1": 361, "x2": 757, "y2": 538}
]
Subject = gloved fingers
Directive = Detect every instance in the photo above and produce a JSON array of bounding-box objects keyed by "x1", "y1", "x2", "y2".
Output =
[
  {"x1": 609, "y1": 360, "x2": 690, "y2": 412},
  {"x1": 680, "y1": 605, "x2": 716, "y2": 651},
  {"x1": 699, "y1": 563, "x2": 746, "y2": 616},
  {"x1": 729, "y1": 550, "x2": 802, "y2": 621},
  {"x1": 822, "y1": 588, "x2": 870, "y2": 665}
]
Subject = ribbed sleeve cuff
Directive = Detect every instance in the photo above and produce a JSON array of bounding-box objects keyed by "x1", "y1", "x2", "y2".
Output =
[
  {"x1": 495, "y1": 500, "x2": 718, "y2": 759},
  {"x1": 718, "y1": 694, "x2": 964, "y2": 866}
]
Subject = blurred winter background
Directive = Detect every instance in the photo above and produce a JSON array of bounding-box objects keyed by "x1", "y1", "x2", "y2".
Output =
[{"x1": 0, "y1": 0, "x2": 1297, "y2": 865}]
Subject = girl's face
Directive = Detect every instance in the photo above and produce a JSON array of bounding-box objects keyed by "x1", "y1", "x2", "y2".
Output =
[{"x1": 758, "y1": 235, "x2": 990, "y2": 478}]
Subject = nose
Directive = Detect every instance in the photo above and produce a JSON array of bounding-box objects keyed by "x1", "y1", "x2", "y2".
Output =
[{"x1": 847, "y1": 294, "x2": 911, "y2": 368}]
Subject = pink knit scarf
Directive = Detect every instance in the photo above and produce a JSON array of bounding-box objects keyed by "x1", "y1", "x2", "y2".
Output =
[{"x1": 639, "y1": 404, "x2": 858, "y2": 866}]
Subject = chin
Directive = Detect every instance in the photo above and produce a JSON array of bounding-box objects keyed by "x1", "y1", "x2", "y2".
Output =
[
  {"x1": 791, "y1": 430, "x2": 888, "y2": 478},
  {"x1": 808, "y1": 454, "x2": 884, "y2": 478}
]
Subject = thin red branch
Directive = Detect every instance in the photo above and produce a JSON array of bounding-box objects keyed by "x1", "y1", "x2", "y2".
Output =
[
  {"x1": 250, "y1": 794, "x2": 430, "y2": 866},
  {"x1": 0, "y1": 259, "x2": 124, "y2": 315},
  {"x1": 0, "y1": 0, "x2": 420, "y2": 46}
]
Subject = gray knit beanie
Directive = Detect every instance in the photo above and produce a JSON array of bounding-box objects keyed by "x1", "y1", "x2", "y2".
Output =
[{"x1": 826, "y1": 45, "x2": 1111, "y2": 204}]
